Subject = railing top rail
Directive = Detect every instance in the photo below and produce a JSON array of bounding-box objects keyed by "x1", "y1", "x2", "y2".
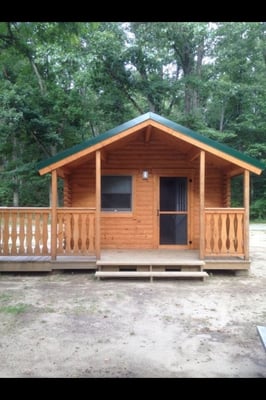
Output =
[
  {"x1": 0, "y1": 207, "x2": 51, "y2": 212},
  {"x1": 57, "y1": 207, "x2": 96, "y2": 211},
  {"x1": 205, "y1": 207, "x2": 245, "y2": 212},
  {"x1": 0, "y1": 207, "x2": 96, "y2": 211}
]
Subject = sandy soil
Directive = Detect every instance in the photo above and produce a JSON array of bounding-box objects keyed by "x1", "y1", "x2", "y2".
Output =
[{"x1": 0, "y1": 224, "x2": 266, "y2": 378}]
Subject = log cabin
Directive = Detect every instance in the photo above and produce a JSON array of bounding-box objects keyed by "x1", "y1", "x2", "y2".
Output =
[{"x1": 0, "y1": 112, "x2": 265, "y2": 278}]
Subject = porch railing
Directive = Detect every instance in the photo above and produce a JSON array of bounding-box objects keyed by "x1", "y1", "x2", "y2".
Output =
[
  {"x1": 0, "y1": 206, "x2": 246, "y2": 258},
  {"x1": 0, "y1": 208, "x2": 50, "y2": 256},
  {"x1": 205, "y1": 208, "x2": 245, "y2": 257},
  {"x1": 0, "y1": 207, "x2": 96, "y2": 256},
  {"x1": 57, "y1": 208, "x2": 95, "y2": 255}
]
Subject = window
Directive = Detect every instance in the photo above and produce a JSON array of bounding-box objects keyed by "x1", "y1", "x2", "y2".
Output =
[{"x1": 101, "y1": 176, "x2": 132, "y2": 212}]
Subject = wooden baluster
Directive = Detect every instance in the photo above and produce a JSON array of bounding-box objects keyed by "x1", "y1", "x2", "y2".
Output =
[
  {"x1": 213, "y1": 214, "x2": 220, "y2": 254},
  {"x1": 64, "y1": 213, "x2": 72, "y2": 254},
  {"x1": 42, "y1": 213, "x2": 49, "y2": 255},
  {"x1": 205, "y1": 213, "x2": 212, "y2": 255},
  {"x1": 220, "y1": 213, "x2": 227, "y2": 254},
  {"x1": 11, "y1": 212, "x2": 17, "y2": 255},
  {"x1": 3, "y1": 212, "x2": 10, "y2": 255},
  {"x1": 88, "y1": 213, "x2": 95, "y2": 254},
  {"x1": 228, "y1": 213, "x2": 235, "y2": 255},
  {"x1": 85, "y1": 214, "x2": 89, "y2": 254},
  {"x1": 34, "y1": 213, "x2": 40, "y2": 255},
  {"x1": 80, "y1": 213, "x2": 87, "y2": 254},
  {"x1": 18, "y1": 213, "x2": 25, "y2": 255},
  {"x1": 72, "y1": 213, "x2": 80, "y2": 254},
  {"x1": 225, "y1": 213, "x2": 230, "y2": 252},
  {"x1": 236, "y1": 213, "x2": 244, "y2": 255},
  {"x1": 57, "y1": 213, "x2": 64, "y2": 254},
  {"x1": 26, "y1": 214, "x2": 33, "y2": 255}
]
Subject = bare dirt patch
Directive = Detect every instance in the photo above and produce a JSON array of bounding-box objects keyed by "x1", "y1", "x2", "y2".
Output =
[{"x1": 0, "y1": 224, "x2": 266, "y2": 378}]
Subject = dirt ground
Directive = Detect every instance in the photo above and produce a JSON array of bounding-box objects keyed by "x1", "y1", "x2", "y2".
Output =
[{"x1": 0, "y1": 224, "x2": 266, "y2": 378}]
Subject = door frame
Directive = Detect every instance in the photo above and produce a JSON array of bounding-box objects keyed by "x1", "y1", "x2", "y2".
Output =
[{"x1": 153, "y1": 170, "x2": 194, "y2": 249}]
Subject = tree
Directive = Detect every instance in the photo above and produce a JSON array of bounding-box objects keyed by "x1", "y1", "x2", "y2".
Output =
[{"x1": 0, "y1": 22, "x2": 265, "y2": 216}]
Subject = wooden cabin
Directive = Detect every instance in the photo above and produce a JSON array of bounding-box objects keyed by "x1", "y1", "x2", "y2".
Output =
[{"x1": 0, "y1": 112, "x2": 265, "y2": 277}]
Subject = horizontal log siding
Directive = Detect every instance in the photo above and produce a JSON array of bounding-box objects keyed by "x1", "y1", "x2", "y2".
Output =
[
  {"x1": 205, "y1": 166, "x2": 224, "y2": 207},
  {"x1": 101, "y1": 136, "x2": 191, "y2": 249},
  {"x1": 68, "y1": 161, "x2": 95, "y2": 207},
  {"x1": 103, "y1": 136, "x2": 189, "y2": 169},
  {"x1": 63, "y1": 176, "x2": 72, "y2": 207},
  {"x1": 101, "y1": 173, "x2": 154, "y2": 248},
  {"x1": 66, "y1": 134, "x2": 227, "y2": 250}
]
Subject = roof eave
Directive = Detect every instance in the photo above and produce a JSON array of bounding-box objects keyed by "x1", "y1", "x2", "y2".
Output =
[{"x1": 37, "y1": 112, "x2": 265, "y2": 176}]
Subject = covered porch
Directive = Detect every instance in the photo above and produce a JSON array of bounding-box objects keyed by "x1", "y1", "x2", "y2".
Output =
[{"x1": 0, "y1": 203, "x2": 251, "y2": 272}]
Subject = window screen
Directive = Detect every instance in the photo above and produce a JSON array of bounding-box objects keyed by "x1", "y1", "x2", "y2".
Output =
[{"x1": 101, "y1": 176, "x2": 132, "y2": 211}]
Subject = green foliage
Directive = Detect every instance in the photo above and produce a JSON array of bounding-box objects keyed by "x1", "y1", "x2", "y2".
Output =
[
  {"x1": 0, "y1": 22, "x2": 265, "y2": 207},
  {"x1": 250, "y1": 198, "x2": 266, "y2": 220}
]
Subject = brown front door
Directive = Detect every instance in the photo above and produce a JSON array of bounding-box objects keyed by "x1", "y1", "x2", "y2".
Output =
[{"x1": 159, "y1": 177, "x2": 188, "y2": 246}]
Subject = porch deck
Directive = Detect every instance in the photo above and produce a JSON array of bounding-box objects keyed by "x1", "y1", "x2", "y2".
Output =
[
  {"x1": 0, "y1": 249, "x2": 250, "y2": 272},
  {"x1": 0, "y1": 255, "x2": 96, "y2": 272},
  {"x1": 99, "y1": 249, "x2": 202, "y2": 265}
]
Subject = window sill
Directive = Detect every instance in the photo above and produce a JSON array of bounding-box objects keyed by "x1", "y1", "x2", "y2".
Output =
[{"x1": 101, "y1": 211, "x2": 133, "y2": 218}]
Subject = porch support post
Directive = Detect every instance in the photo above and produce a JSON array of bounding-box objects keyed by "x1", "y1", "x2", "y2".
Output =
[
  {"x1": 243, "y1": 170, "x2": 250, "y2": 260},
  {"x1": 199, "y1": 150, "x2": 205, "y2": 260},
  {"x1": 51, "y1": 169, "x2": 58, "y2": 260},
  {"x1": 95, "y1": 150, "x2": 101, "y2": 259}
]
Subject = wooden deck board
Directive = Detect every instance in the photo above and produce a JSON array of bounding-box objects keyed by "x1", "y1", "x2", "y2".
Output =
[
  {"x1": 0, "y1": 255, "x2": 96, "y2": 271},
  {"x1": 96, "y1": 271, "x2": 209, "y2": 278},
  {"x1": 97, "y1": 249, "x2": 204, "y2": 266},
  {"x1": 0, "y1": 256, "x2": 51, "y2": 262}
]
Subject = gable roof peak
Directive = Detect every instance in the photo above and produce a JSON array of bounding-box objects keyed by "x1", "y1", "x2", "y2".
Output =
[{"x1": 37, "y1": 112, "x2": 265, "y2": 176}]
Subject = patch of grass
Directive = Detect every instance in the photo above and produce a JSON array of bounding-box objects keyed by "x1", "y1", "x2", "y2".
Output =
[
  {"x1": 0, "y1": 293, "x2": 13, "y2": 302},
  {"x1": 72, "y1": 305, "x2": 87, "y2": 314},
  {"x1": 41, "y1": 306, "x2": 55, "y2": 313},
  {"x1": 163, "y1": 315, "x2": 173, "y2": 322},
  {"x1": 0, "y1": 303, "x2": 28, "y2": 314}
]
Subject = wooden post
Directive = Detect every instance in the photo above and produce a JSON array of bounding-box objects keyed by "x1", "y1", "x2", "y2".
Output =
[
  {"x1": 95, "y1": 150, "x2": 101, "y2": 259},
  {"x1": 51, "y1": 169, "x2": 58, "y2": 260},
  {"x1": 243, "y1": 170, "x2": 250, "y2": 260},
  {"x1": 199, "y1": 150, "x2": 205, "y2": 260}
]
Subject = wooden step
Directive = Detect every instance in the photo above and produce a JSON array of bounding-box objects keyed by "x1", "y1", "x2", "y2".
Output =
[
  {"x1": 95, "y1": 271, "x2": 209, "y2": 279},
  {"x1": 96, "y1": 260, "x2": 205, "y2": 266}
]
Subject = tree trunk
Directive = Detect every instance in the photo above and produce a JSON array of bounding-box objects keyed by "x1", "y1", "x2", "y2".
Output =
[
  {"x1": 184, "y1": 86, "x2": 192, "y2": 114},
  {"x1": 219, "y1": 103, "x2": 225, "y2": 132},
  {"x1": 49, "y1": 145, "x2": 57, "y2": 207},
  {"x1": 13, "y1": 183, "x2": 19, "y2": 207},
  {"x1": 12, "y1": 135, "x2": 19, "y2": 206}
]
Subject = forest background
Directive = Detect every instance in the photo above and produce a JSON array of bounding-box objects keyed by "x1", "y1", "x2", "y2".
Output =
[{"x1": 0, "y1": 22, "x2": 265, "y2": 219}]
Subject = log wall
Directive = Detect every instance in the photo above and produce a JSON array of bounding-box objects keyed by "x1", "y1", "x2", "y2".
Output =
[{"x1": 65, "y1": 134, "x2": 226, "y2": 249}]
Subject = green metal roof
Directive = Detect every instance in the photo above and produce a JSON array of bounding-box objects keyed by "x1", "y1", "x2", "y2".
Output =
[{"x1": 37, "y1": 112, "x2": 265, "y2": 173}]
